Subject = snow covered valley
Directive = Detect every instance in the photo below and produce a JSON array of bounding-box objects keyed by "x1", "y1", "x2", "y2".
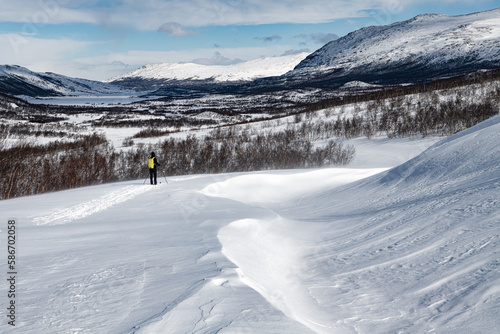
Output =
[{"x1": 1, "y1": 115, "x2": 499, "y2": 333}]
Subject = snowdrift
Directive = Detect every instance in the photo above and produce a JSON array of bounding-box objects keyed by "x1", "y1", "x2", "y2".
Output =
[
  {"x1": 0, "y1": 116, "x2": 498, "y2": 333},
  {"x1": 217, "y1": 115, "x2": 500, "y2": 333}
]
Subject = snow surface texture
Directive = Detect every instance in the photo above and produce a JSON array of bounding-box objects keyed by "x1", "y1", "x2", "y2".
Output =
[
  {"x1": 1, "y1": 117, "x2": 499, "y2": 333},
  {"x1": 109, "y1": 53, "x2": 310, "y2": 82},
  {"x1": 294, "y1": 9, "x2": 500, "y2": 78}
]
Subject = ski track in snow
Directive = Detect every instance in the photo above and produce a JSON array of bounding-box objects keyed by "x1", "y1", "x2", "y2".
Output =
[{"x1": 32, "y1": 185, "x2": 157, "y2": 225}]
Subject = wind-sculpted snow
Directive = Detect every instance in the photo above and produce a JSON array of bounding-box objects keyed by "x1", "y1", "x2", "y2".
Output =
[
  {"x1": 0, "y1": 118, "x2": 498, "y2": 333},
  {"x1": 200, "y1": 168, "x2": 387, "y2": 207},
  {"x1": 216, "y1": 116, "x2": 500, "y2": 332}
]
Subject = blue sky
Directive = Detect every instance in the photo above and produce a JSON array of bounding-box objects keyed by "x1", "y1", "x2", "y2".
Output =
[{"x1": 1, "y1": 0, "x2": 499, "y2": 80}]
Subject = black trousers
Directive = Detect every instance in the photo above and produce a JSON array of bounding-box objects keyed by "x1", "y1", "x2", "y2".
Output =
[{"x1": 149, "y1": 168, "x2": 157, "y2": 185}]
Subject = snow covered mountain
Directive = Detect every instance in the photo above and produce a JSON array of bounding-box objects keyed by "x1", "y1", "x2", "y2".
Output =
[
  {"x1": 108, "y1": 52, "x2": 310, "y2": 90},
  {"x1": 0, "y1": 65, "x2": 132, "y2": 97},
  {"x1": 288, "y1": 8, "x2": 500, "y2": 87},
  {"x1": 2, "y1": 8, "x2": 500, "y2": 99},
  {"x1": 114, "y1": 8, "x2": 500, "y2": 94}
]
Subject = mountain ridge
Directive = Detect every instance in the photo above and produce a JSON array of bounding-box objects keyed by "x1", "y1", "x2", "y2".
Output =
[
  {"x1": 108, "y1": 52, "x2": 310, "y2": 83},
  {"x1": 107, "y1": 52, "x2": 310, "y2": 91},
  {"x1": 0, "y1": 64, "x2": 133, "y2": 97},
  {"x1": 290, "y1": 8, "x2": 500, "y2": 86},
  {"x1": 1, "y1": 9, "x2": 499, "y2": 98}
]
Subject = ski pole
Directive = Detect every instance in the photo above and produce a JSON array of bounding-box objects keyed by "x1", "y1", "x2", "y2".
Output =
[{"x1": 161, "y1": 169, "x2": 168, "y2": 184}]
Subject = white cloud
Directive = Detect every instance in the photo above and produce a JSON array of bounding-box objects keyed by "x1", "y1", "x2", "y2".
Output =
[
  {"x1": 0, "y1": 0, "x2": 418, "y2": 30},
  {"x1": 120, "y1": 0, "x2": 372, "y2": 29},
  {"x1": 158, "y1": 22, "x2": 194, "y2": 37},
  {"x1": 0, "y1": 33, "x2": 127, "y2": 81},
  {"x1": 86, "y1": 45, "x2": 293, "y2": 66},
  {"x1": 191, "y1": 52, "x2": 244, "y2": 66},
  {"x1": 107, "y1": 0, "x2": 475, "y2": 29},
  {"x1": 281, "y1": 49, "x2": 311, "y2": 56},
  {"x1": 0, "y1": 0, "x2": 98, "y2": 25},
  {"x1": 294, "y1": 33, "x2": 339, "y2": 45},
  {"x1": 0, "y1": 0, "x2": 491, "y2": 31},
  {"x1": 28, "y1": 60, "x2": 136, "y2": 82},
  {"x1": 255, "y1": 35, "x2": 283, "y2": 43},
  {"x1": 0, "y1": 33, "x2": 94, "y2": 64},
  {"x1": 0, "y1": 43, "x2": 297, "y2": 81}
]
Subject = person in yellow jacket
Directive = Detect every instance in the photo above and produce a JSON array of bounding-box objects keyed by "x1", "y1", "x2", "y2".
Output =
[{"x1": 148, "y1": 152, "x2": 161, "y2": 185}]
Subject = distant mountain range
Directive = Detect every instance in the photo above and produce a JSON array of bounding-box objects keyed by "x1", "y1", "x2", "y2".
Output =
[
  {"x1": 288, "y1": 8, "x2": 500, "y2": 88},
  {"x1": 1, "y1": 8, "x2": 499, "y2": 98},
  {"x1": 107, "y1": 53, "x2": 310, "y2": 90},
  {"x1": 0, "y1": 65, "x2": 132, "y2": 97}
]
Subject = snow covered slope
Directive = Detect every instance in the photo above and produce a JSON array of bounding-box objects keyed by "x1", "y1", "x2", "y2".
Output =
[
  {"x1": 291, "y1": 8, "x2": 500, "y2": 86},
  {"x1": 0, "y1": 117, "x2": 498, "y2": 333},
  {"x1": 0, "y1": 65, "x2": 132, "y2": 97},
  {"x1": 109, "y1": 53, "x2": 310, "y2": 84},
  {"x1": 217, "y1": 115, "x2": 500, "y2": 333}
]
